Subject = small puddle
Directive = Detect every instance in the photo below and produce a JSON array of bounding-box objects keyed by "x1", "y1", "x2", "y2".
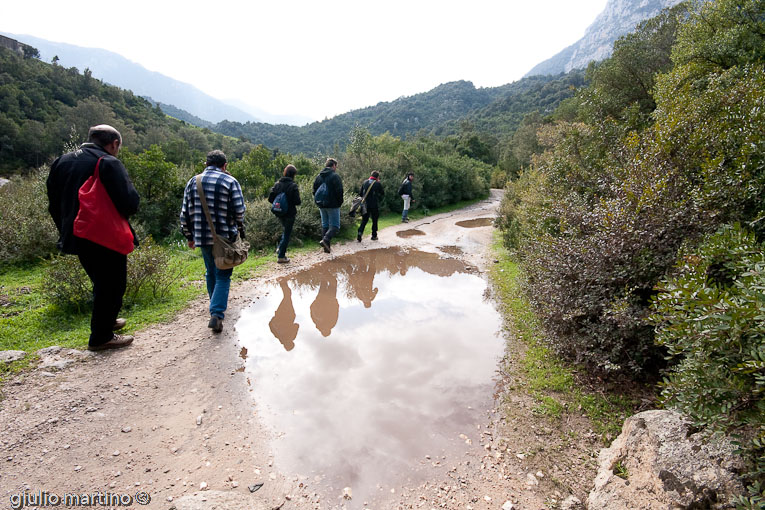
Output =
[
  {"x1": 236, "y1": 248, "x2": 503, "y2": 506},
  {"x1": 438, "y1": 245, "x2": 464, "y2": 256},
  {"x1": 396, "y1": 229, "x2": 426, "y2": 238},
  {"x1": 456, "y1": 218, "x2": 493, "y2": 228}
]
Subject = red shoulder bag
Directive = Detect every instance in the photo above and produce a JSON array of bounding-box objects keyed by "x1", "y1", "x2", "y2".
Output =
[{"x1": 73, "y1": 157, "x2": 135, "y2": 255}]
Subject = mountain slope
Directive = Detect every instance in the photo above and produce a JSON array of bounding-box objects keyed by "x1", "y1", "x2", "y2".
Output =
[
  {"x1": 526, "y1": 0, "x2": 683, "y2": 76},
  {"x1": 1, "y1": 32, "x2": 263, "y2": 125},
  {"x1": 212, "y1": 75, "x2": 575, "y2": 154}
]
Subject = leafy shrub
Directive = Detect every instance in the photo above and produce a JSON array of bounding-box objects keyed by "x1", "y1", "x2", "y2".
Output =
[
  {"x1": 0, "y1": 168, "x2": 59, "y2": 263},
  {"x1": 651, "y1": 224, "x2": 765, "y2": 504},
  {"x1": 42, "y1": 236, "x2": 181, "y2": 310},
  {"x1": 41, "y1": 254, "x2": 91, "y2": 312},
  {"x1": 124, "y1": 236, "x2": 181, "y2": 302}
]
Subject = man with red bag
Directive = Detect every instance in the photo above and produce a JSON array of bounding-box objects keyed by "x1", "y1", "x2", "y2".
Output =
[{"x1": 47, "y1": 125, "x2": 140, "y2": 351}]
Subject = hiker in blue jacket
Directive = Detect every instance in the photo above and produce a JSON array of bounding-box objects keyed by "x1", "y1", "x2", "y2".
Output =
[{"x1": 312, "y1": 158, "x2": 344, "y2": 253}]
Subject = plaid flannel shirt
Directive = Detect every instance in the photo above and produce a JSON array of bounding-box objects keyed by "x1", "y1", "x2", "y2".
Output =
[{"x1": 180, "y1": 167, "x2": 246, "y2": 246}]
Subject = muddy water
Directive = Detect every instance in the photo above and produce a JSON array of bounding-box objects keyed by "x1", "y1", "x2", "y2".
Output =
[
  {"x1": 396, "y1": 228, "x2": 426, "y2": 238},
  {"x1": 455, "y1": 218, "x2": 493, "y2": 228},
  {"x1": 236, "y1": 248, "x2": 503, "y2": 506}
]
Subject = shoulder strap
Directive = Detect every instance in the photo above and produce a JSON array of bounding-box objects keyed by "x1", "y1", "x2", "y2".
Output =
[
  {"x1": 93, "y1": 157, "x2": 104, "y2": 179},
  {"x1": 195, "y1": 174, "x2": 219, "y2": 241},
  {"x1": 361, "y1": 179, "x2": 375, "y2": 203}
]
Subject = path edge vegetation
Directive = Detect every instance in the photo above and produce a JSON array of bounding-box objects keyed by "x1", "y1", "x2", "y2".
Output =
[{"x1": 488, "y1": 232, "x2": 641, "y2": 443}]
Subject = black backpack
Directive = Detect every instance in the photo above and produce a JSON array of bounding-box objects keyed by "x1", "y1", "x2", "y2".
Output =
[{"x1": 270, "y1": 190, "x2": 289, "y2": 216}]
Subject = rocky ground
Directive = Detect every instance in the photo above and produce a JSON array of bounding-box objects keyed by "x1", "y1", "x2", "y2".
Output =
[{"x1": 0, "y1": 191, "x2": 602, "y2": 510}]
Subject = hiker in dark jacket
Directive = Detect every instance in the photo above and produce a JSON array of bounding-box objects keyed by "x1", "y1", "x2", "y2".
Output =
[
  {"x1": 399, "y1": 172, "x2": 414, "y2": 222},
  {"x1": 47, "y1": 124, "x2": 140, "y2": 352},
  {"x1": 312, "y1": 158, "x2": 344, "y2": 253},
  {"x1": 268, "y1": 164, "x2": 301, "y2": 263},
  {"x1": 357, "y1": 171, "x2": 384, "y2": 242}
]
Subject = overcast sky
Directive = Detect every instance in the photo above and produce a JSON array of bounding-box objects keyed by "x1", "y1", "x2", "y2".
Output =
[{"x1": 2, "y1": 0, "x2": 609, "y2": 121}]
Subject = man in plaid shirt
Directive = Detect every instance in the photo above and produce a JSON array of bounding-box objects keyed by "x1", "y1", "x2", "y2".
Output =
[{"x1": 180, "y1": 150, "x2": 246, "y2": 333}]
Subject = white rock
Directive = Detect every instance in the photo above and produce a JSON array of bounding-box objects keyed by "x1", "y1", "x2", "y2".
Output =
[
  {"x1": 342, "y1": 487, "x2": 353, "y2": 500},
  {"x1": 502, "y1": 501, "x2": 515, "y2": 510},
  {"x1": 0, "y1": 350, "x2": 26, "y2": 363},
  {"x1": 526, "y1": 473, "x2": 539, "y2": 486},
  {"x1": 200, "y1": 482, "x2": 208, "y2": 490}
]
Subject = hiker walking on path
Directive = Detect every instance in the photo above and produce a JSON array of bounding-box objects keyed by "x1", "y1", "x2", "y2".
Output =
[
  {"x1": 313, "y1": 158, "x2": 344, "y2": 253},
  {"x1": 47, "y1": 124, "x2": 140, "y2": 351},
  {"x1": 180, "y1": 150, "x2": 246, "y2": 333},
  {"x1": 268, "y1": 164, "x2": 301, "y2": 263},
  {"x1": 357, "y1": 171, "x2": 384, "y2": 242},
  {"x1": 399, "y1": 172, "x2": 414, "y2": 223}
]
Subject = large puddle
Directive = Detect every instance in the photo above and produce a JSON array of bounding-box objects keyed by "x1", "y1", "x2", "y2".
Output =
[{"x1": 236, "y1": 248, "x2": 503, "y2": 505}]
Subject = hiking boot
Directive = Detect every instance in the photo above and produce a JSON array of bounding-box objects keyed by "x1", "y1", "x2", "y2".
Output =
[
  {"x1": 371, "y1": 235, "x2": 378, "y2": 241},
  {"x1": 88, "y1": 334, "x2": 134, "y2": 352},
  {"x1": 113, "y1": 318, "x2": 127, "y2": 330},
  {"x1": 402, "y1": 218, "x2": 409, "y2": 223},
  {"x1": 357, "y1": 233, "x2": 362, "y2": 242},
  {"x1": 319, "y1": 239, "x2": 331, "y2": 253},
  {"x1": 208, "y1": 316, "x2": 223, "y2": 333},
  {"x1": 277, "y1": 257, "x2": 290, "y2": 264}
]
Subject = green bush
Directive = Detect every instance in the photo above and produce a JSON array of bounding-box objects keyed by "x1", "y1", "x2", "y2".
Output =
[
  {"x1": 42, "y1": 236, "x2": 181, "y2": 310},
  {"x1": 41, "y1": 254, "x2": 91, "y2": 312},
  {"x1": 0, "y1": 167, "x2": 59, "y2": 263},
  {"x1": 651, "y1": 224, "x2": 765, "y2": 504}
]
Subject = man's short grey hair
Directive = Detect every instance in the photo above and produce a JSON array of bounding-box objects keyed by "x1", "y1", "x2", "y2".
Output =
[
  {"x1": 88, "y1": 125, "x2": 122, "y2": 148},
  {"x1": 206, "y1": 150, "x2": 227, "y2": 168}
]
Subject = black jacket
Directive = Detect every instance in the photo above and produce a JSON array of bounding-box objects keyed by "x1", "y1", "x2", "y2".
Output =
[
  {"x1": 399, "y1": 178, "x2": 413, "y2": 198},
  {"x1": 313, "y1": 167, "x2": 344, "y2": 208},
  {"x1": 47, "y1": 143, "x2": 140, "y2": 254},
  {"x1": 268, "y1": 176, "x2": 301, "y2": 217},
  {"x1": 359, "y1": 178, "x2": 384, "y2": 210}
]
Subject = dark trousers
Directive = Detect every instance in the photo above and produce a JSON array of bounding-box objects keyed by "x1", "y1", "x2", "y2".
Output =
[
  {"x1": 278, "y1": 215, "x2": 295, "y2": 258},
  {"x1": 358, "y1": 208, "x2": 379, "y2": 237},
  {"x1": 77, "y1": 239, "x2": 127, "y2": 347}
]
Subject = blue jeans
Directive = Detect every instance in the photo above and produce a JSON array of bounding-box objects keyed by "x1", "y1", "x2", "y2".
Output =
[
  {"x1": 278, "y1": 216, "x2": 295, "y2": 258},
  {"x1": 319, "y1": 207, "x2": 341, "y2": 242},
  {"x1": 200, "y1": 246, "x2": 233, "y2": 319}
]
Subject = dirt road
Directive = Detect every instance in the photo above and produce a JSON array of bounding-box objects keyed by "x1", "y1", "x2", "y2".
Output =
[{"x1": 0, "y1": 191, "x2": 597, "y2": 510}]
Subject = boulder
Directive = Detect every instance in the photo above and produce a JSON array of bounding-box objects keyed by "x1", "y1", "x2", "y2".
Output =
[{"x1": 588, "y1": 410, "x2": 745, "y2": 509}]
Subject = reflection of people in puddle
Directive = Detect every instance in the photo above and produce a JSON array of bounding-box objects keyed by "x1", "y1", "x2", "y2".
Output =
[
  {"x1": 310, "y1": 274, "x2": 339, "y2": 337},
  {"x1": 347, "y1": 257, "x2": 378, "y2": 308},
  {"x1": 268, "y1": 280, "x2": 299, "y2": 351}
]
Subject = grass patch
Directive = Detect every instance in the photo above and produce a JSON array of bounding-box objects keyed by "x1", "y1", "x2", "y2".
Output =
[
  {"x1": 489, "y1": 234, "x2": 637, "y2": 442},
  {"x1": 0, "y1": 243, "x2": 274, "y2": 384}
]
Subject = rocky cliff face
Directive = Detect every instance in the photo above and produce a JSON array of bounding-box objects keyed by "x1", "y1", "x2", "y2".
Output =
[{"x1": 525, "y1": 0, "x2": 683, "y2": 77}]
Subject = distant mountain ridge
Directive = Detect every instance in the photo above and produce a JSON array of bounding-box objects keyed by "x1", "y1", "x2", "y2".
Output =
[
  {"x1": 212, "y1": 74, "x2": 578, "y2": 154},
  {"x1": 0, "y1": 33, "x2": 311, "y2": 127},
  {"x1": 525, "y1": 0, "x2": 683, "y2": 76}
]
